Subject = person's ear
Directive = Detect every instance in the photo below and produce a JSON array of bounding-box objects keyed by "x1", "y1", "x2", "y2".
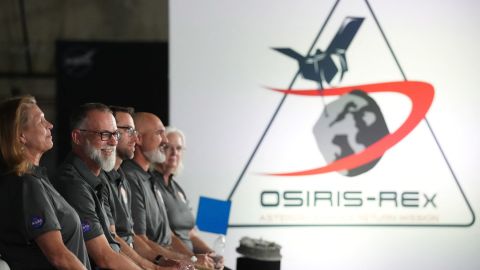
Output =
[
  {"x1": 136, "y1": 133, "x2": 143, "y2": 146},
  {"x1": 19, "y1": 133, "x2": 27, "y2": 145},
  {"x1": 71, "y1": 129, "x2": 82, "y2": 145}
]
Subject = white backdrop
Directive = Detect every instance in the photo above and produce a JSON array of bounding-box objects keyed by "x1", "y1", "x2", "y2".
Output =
[{"x1": 169, "y1": 0, "x2": 480, "y2": 269}]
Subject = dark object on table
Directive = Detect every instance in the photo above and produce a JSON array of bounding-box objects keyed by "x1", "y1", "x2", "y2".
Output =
[{"x1": 236, "y1": 237, "x2": 282, "y2": 261}]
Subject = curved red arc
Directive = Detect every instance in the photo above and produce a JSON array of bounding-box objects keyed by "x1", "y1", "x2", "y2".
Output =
[{"x1": 265, "y1": 81, "x2": 434, "y2": 176}]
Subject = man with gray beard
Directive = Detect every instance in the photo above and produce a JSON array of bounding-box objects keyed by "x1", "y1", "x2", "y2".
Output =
[
  {"x1": 100, "y1": 106, "x2": 183, "y2": 270},
  {"x1": 122, "y1": 112, "x2": 215, "y2": 269},
  {"x1": 54, "y1": 103, "x2": 142, "y2": 270}
]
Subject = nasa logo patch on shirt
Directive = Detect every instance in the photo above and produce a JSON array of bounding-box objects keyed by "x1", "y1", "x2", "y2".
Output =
[
  {"x1": 81, "y1": 220, "x2": 91, "y2": 233},
  {"x1": 31, "y1": 216, "x2": 44, "y2": 229}
]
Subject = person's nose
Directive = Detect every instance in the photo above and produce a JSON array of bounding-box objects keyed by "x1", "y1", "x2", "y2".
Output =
[
  {"x1": 45, "y1": 119, "x2": 53, "y2": 129},
  {"x1": 161, "y1": 134, "x2": 168, "y2": 145},
  {"x1": 133, "y1": 134, "x2": 139, "y2": 144},
  {"x1": 108, "y1": 134, "x2": 118, "y2": 146}
]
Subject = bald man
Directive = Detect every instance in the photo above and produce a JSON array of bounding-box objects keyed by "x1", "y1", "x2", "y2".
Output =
[{"x1": 122, "y1": 113, "x2": 214, "y2": 269}]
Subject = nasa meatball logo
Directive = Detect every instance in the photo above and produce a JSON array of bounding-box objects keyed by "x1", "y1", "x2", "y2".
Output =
[
  {"x1": 31, "y1": 216, "x2": 44, "y2": 229},
  {"x1": 81, "y1": 220, "x2": 91, "y2": 233}
]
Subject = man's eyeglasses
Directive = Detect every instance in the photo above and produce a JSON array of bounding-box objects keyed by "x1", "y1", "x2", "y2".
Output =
[
  {"x1": 117, "y1": 126, "x2": 138, "y2": 137},
  {"x1": 78, "y1": 129, "x2": 121, "y2": 141}
]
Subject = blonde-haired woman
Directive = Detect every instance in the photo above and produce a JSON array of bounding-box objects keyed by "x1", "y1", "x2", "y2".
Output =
[{"x1": 0, "y1": 95, "x2": 90, "y2": 270}]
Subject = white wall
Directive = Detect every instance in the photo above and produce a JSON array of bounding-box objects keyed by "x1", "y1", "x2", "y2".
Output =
[{"x1": 170, "y1": 0, "x2": 480, "y2": 269}]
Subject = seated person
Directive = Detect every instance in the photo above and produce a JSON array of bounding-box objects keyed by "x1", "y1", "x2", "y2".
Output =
[
  {"x1": 101, "y1": 105, "x2": 183, "y2": 270},
  {"x1": 0, "y1": 95, "x2": 89, "y2": 269},
  {"x1": 54, "y1": 103, "x2": 141, "y2": 270},
  {"x1": 152, "y1": 127, "x2": 225, "y2": 269},
  {"x1": 122, "y1": 112, "x2": 215, "y2": 269}
]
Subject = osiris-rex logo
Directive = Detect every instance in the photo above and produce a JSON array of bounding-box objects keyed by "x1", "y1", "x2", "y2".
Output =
[
  {"x1": 265, "y1": 17, "x2": 434, "y2": 178},
  {"x1": 249, "y1": 16, "x2": 442, "y2": 222},
  {"x1": 260, "y1": 190, "x2": 437, "y2": 208},
  {"x1": 271, "y1": 17, "x2": 389, "y2": 177}
]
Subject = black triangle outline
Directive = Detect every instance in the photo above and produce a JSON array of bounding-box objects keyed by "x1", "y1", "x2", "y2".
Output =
[{"x1": 226, "y1": 0, "x2": 475, "y2": 227}]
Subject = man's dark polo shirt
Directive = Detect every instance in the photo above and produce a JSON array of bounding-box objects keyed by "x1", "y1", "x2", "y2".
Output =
[
  {"x1": 121, "y1": 159, "x2": 172, "y2": 246},
  {"x1": 99, "y1": 167, "x2": 134, "y2": 244},
  {"x1": 0, "y1": 166, "x2": 91, "y2": 270},
  {"x1": 53, "y1": 153, "x2": 119, "y2": 252}
]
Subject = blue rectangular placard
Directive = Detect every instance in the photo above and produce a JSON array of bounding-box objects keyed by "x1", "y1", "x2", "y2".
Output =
[{"x1": 196, "y1": 196, "x2": 231, "y2": 235}]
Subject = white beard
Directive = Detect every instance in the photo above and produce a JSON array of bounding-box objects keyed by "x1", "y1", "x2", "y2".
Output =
[
  {"x1": 143, "y1": 147, "x2": 166, "y2": 164},
  {"x1": 85, "y1": 140, "x2": 116, "y2": 172}
]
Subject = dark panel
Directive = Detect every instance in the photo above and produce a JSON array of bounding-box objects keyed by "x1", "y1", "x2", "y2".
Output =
[{"x1": 55, "y1": 40, "x2": 168, "y2": 163}]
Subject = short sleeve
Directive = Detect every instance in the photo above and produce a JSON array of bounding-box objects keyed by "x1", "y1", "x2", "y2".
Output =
[
  {"x1": 21, "y1": 175, "x2": 61, "y2": 240},
  {"x1": 55, "y1": 172, "x2": 104, "y2": 241},
  {"x1": 125, "y1": 172, "x2": 147, "y2": 235}
]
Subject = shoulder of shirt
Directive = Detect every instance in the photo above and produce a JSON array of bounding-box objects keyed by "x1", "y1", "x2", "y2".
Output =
[
  {"x1": 17, "y1": 172, "x2": 43, "y2": 185},
  {"x1": 55, "y1": 161, "x2": 82, "y2": 180},
  {"x1": 1, "y1": 166, "x2": 45, "y2": 181},
  {"x1": 53, "y1": 161, "x2": 89, "y2": 190},
  {"x1": 13, "y1": 173, "x2": 52, "y2": 196},
  {"x1": 121, "y1": 161, "x2": 146, "y2": 181}
]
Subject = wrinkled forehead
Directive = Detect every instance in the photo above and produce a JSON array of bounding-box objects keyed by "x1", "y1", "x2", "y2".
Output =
[{"x1": 83, "y1": 110, "x2": 117, "y2": 131}]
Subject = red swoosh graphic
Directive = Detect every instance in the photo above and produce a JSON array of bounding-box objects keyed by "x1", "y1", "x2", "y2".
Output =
[{"x1": 264, "y1": 81, "x2": 434, "y2": 176}]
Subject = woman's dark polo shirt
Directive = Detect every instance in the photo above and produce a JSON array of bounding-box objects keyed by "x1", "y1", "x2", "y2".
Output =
[
  {"x1": 151, "y1": 171, "x2": 196, "y2": 252},
  {"x1": 0, "y1": 165, "x2": 91, "y2": 269}
]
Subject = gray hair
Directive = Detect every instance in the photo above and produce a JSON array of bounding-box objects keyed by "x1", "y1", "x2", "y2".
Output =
[
  {"x1": 70, "y1": 102, "x2": 112, "y2": 130},
  {"x1": 165, "y1": 126, "x2": 186, "y2": 175}
]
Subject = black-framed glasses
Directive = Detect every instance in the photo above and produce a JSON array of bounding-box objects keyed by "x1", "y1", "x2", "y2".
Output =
[
  {"x1": 117, "y1": 126, "x2": 138, "y2": 137},
  {"x1": 78, "y1": 129, "x2": 121, "y2": 141}
]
